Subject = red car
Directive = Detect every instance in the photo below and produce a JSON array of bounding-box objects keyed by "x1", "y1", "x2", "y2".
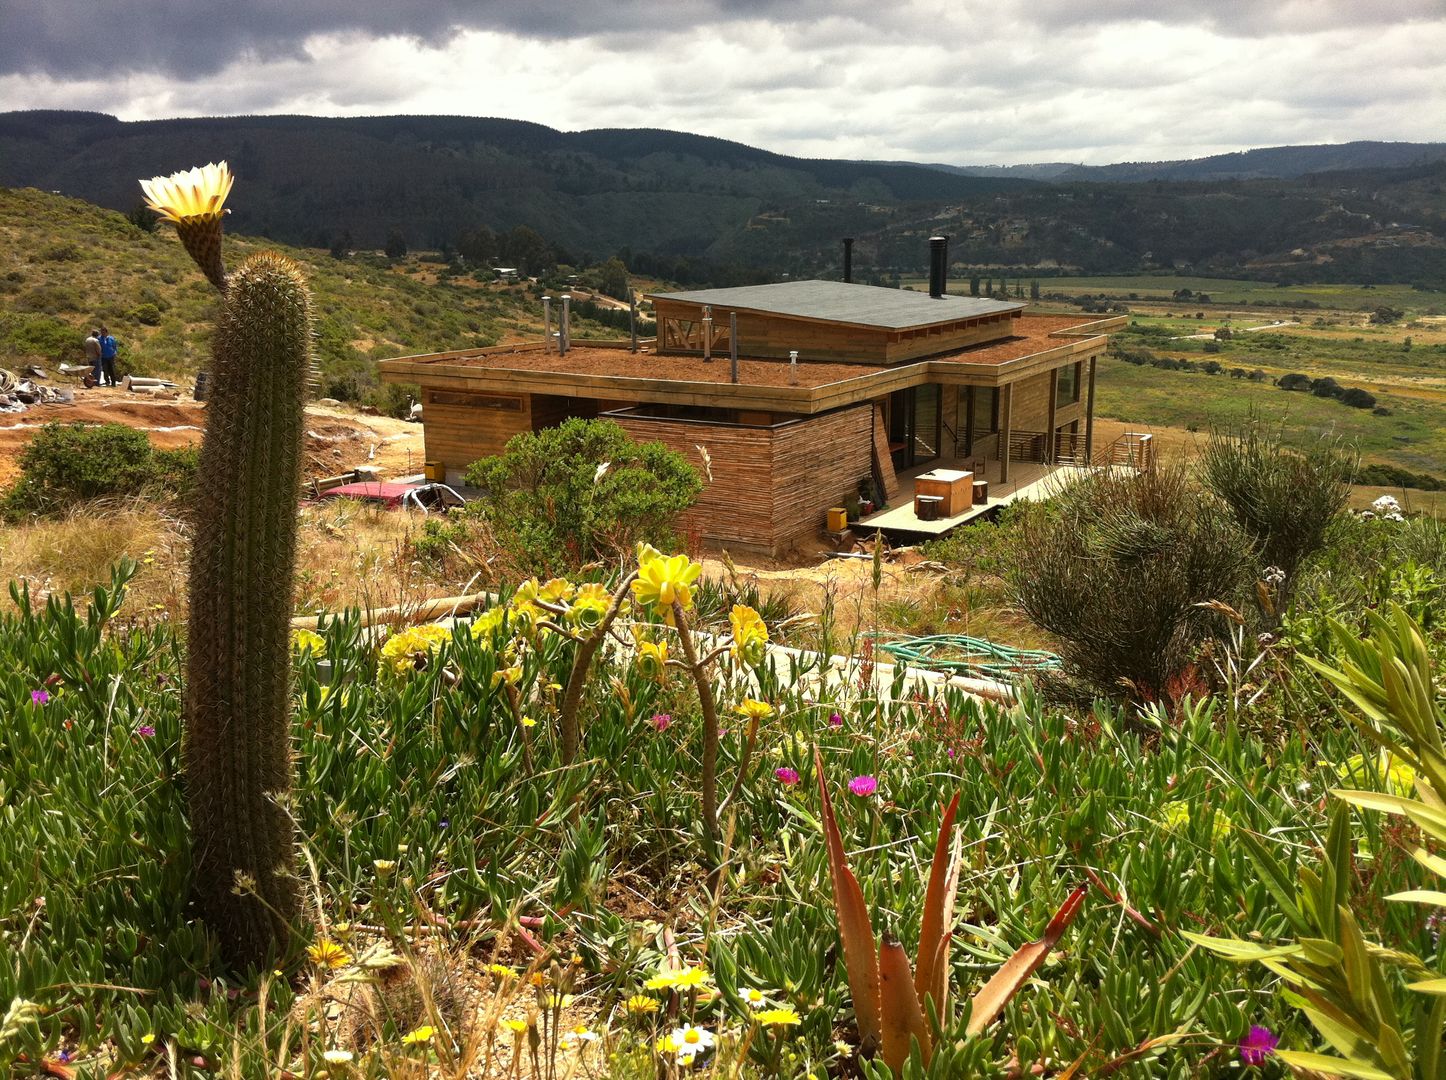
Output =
[{"x1": 314, "y1": 481, "x2": 465, "y2": 512}]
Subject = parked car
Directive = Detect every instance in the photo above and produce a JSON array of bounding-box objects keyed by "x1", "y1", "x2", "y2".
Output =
[{"x1": 314, "y1": 481, "x2": 466, "y2": 513}]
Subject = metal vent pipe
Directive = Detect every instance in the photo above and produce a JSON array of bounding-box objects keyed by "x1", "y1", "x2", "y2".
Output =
[
  {"x1": 928, "y1": 235, "x2": 948, "y2": 298},
  {"x1": 560, "y1": 294, "x2": 571, "y2": 354},
  {"x1": 542, "y1": 296, "x2": 553, "y2": 352},
  {"x1": 842, "y1": 237, "x2": 854, "y2": 283}
]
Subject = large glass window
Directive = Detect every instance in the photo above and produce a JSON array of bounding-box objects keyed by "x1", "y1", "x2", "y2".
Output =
[
  {"x1": 912, "y1": 384, "x2": 940, "y2": 464},
  {"x1": 1055, "y1": 362, "x2": 1081, "y2": 407}
]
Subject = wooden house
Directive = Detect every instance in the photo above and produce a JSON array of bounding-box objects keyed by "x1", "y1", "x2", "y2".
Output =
[{"x1": 379, "y1": 253, "x2": 1125, "y2": 555}]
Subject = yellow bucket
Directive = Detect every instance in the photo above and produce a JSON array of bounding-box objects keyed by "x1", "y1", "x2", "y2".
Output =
[{"x1": 826, "y1": 507, "x2": 848, "y2": 532}]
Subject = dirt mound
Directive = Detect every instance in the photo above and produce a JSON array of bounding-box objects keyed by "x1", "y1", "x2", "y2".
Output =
[{"x1": 0, "y1": 385, "x2": 426, "y2": 485}]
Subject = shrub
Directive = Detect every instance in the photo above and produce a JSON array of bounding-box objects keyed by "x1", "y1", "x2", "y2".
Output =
[
  {"x1": 1009, "y1": 465, "x2": 1253, "y2": 705},
  {"x1": 464, "y1": 418, "x2": 702, "y2": 575},
  {"x1": 2, "y1": 422, "x2": 197, "y2": 518},
  {"x1": 1339, "y1": 386, "x2": 1377, "y2": 409},
  {"x1": 1310, "y1": 376, "x2": 1343, "y2": 398},
  {"x1": 1277, "y1": 372, "x2": 1312, "y2": 391},
  {"x1": 1199, "y1": 419, "x2": 1355, "y2": 596},
  {"x1": 126, "y1": 302, "x2": 163, "y2": 325}
]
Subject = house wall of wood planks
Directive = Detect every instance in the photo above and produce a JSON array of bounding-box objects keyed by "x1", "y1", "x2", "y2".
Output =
[{"x1": 613, "y1": 405, "x2": 874, "y2": 555}]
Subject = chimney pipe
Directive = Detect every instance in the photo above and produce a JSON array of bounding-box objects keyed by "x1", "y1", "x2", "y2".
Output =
[
  {"x1": 560, "y1": 294, "x2": 571, "y2": 354},
  {"x1": 702, "y1": 305, "x2": 713, "y2": 362},
  {"x1": 729, "y1": 312, "x2": 739, "y2": 384},
  {"x1": 542, "y1": 295, "x2": 553, "y2": 352},
  {"x1": 788, "y1": 349, "x2": 799, "y2": 387},
  {"x1": 842, "y1": 237, "x2": 854, "y2": 284},
  {"x1": 928, "y1": 236, "x2": 948, "y2": 298},
  {"x1": 629, "y1": 295, "x2": 638, "y2": 353}
]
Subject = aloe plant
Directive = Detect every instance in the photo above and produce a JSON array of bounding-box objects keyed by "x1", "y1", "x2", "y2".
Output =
[
  {"x1": 815, "y1": 748, "x2": 1087, "y2": 1072},
  {"x1": 1190, "y1": 607, "x2": 1446, "y2": 1079}
]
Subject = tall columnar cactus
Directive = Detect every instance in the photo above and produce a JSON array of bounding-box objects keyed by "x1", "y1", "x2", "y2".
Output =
[{"x1": 143, "y1": 163, "x2": 307, "y2": 964}]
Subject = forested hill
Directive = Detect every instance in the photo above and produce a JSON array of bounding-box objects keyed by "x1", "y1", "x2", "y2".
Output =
[
  {"x1": 0, "y1": 111, "x2": 1021, "y2": 258},
  {"x1": 3, "y1": 111, "x2": 1445, "y2": 285}
]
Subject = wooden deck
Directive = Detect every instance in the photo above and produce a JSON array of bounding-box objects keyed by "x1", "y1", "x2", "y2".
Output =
[{"x1": 856, "y1": 460, "x2": 1086, "y2": 536}]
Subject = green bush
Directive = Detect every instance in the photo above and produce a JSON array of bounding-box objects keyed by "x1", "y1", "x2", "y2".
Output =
[
  {"x1": 126, "y1": 302, "x2": 163, "y2": 326},
  {"x1": 1200, "y1": 419, "x2": 1355, "y2": 595},
  {"x1": 2, "y1": 422, "x2": 197, "y2": 518},
  {"x1": 464, "y1": 417, "x2": 701, "y2": 575},
  {"x1": 1009, "y1": 465, "x2": 1253, "y2": 704}
]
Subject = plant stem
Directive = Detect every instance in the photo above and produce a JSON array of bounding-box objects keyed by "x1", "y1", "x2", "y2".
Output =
[
  {"x1": 557, "y1": 570, "x2": 638, "y2": 763},
  {"x1": 671, "y1": 599, "x2": 720, "y2": 872}
]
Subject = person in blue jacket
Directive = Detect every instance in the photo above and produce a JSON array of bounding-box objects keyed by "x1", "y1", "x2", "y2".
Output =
[{"x1": 98, "y1": 326, "x2": 119, "y2": 387}]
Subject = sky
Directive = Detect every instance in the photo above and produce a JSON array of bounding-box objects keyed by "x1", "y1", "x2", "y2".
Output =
[{"x1": 1, "y1": 1, "x2": 1443, "y2": 166}]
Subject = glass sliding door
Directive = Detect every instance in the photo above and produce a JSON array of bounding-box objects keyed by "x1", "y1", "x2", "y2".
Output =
[{"x1": 911, "y1": 383, "x2": 940, "y2": 465}]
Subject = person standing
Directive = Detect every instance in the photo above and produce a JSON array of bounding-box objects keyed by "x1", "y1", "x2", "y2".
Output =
[
  {"x1": 98, "y1": 326, "x2": 119, "y2": 387},
  {"x1": 84, "y1": 328, "x2": 102, "y2": 385}
]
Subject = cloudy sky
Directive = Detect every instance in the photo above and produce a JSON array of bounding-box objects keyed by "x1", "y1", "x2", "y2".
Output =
[{"x1": 2, "y1": 1, "x2": 1443, "y2": 165}]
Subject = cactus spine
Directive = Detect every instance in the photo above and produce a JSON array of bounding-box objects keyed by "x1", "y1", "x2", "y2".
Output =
[{"x1": 184, "y1": 251, "x2": 310, "y2": 965}]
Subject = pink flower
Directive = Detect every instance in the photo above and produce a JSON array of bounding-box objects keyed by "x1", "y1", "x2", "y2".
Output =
[
  {"x1": 651, "y1": 713, "x2": 671, "y2": 732},
  {"x1": 774, "y1": 767, "x2": 799, "y2": 786},
  {"x1": 848, "y1": 775, "x2": 878, "y2": 797},
  {"x1": 827, "y1": 712, "x2": 843, "y2": 728},
  {"x1": 1238, "y1": 1025, "x2": 1277, "y2": 1066},
  {"x1": 31, "y1": 688, "x2": 50, "y2": 705},
  {"x1": 136, "y1": 725, "x2": 156, "y2": 738}
]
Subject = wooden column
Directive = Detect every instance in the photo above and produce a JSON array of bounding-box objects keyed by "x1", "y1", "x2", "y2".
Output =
[
  {"x1": 1084, "y1": 355, "x2": 1098, "y2": 464},
  {"x1": 1045, "y1": 368, "x2": 1058, "y2": 464},
  {"x1": 999, "y1": 382, "x2": 1013, "y2": 484}
]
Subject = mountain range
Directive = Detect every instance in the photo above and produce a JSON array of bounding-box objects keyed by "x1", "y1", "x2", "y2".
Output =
[{"x1": 3, "y1": 111, "x2": 1444, "y2": 285}]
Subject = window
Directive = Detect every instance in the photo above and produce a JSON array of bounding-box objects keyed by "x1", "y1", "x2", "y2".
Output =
[
  {"x1": 970, "y1": 387, "x2": 998, "y2": 433},
  {"x1": 1055, "y1": 362, "x2": 1081, "y2": 407}
]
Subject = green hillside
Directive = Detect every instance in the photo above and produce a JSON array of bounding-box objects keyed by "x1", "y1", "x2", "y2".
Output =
[{"x1": 0, "y1": 187, "x2": 624, "y2": 406}]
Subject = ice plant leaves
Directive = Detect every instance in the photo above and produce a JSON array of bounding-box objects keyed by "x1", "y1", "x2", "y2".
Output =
[
  {"x1": 965, "y1": 883, "x2": 1088, "y2": 1037},
  {"x1": 815, "y1": 746, "x2": 882, "y2": 1052}
]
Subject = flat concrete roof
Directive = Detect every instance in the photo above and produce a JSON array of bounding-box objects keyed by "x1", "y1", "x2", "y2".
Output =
[{"x1": 648, "y1": 279, "x2": 1023, "y2": 330}]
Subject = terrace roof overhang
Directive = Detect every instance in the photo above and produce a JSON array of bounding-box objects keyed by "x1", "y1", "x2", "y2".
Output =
[{"x1": 378, "y1": 315, "x2": 1125, "y2": 416}]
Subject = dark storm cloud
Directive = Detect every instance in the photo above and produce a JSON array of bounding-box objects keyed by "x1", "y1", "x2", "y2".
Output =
[{"x1": 0, "y1": 0, "x2": 875, "y2": 78}]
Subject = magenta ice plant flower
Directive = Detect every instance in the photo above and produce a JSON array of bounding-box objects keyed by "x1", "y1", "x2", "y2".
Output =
[
  {"x1": 652, "y1": 713, "x2": 672, "y2": 732},
  {"x1": 137, "y1": 725, "x2": 156, "y2": 738},
  {"x1": 827, "y1": 712, "x2": 843, "y2": 728},
  {"x1": 1238, "y1": 1025, "x2": 1277, "y2": 1066},
  {"x1": 31, "y1": 688, "x2": 50, "y2": 705},
  {"x1": 848, "y1": 775, "x2": 878, "y2": 797},
  {"x1": 774, "y1": 767, "x2": 799, "y2": 786}
]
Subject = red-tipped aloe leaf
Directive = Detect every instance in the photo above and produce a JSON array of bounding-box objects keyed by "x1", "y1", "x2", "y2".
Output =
[
  {"x1": 815, "y1": 746, "x2": 881, "y2": 1049},
  {"x1": 915, "y1": 792, "x2": 962, "y2": 1001},
  {"x1": 880, "y1": 933, "x2": 932, "y2": 1071},
  {"x1": 924, "y1": 929, "x2": 952, "y2": 1018},
  {"x1": 965, "y1": 883, "x2": 1087, "y2": 1037}
]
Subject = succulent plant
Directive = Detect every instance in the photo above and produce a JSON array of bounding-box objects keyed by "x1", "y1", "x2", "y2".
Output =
[{"x1": 143, "y1": 163, "x2": 308, "y2": 964}]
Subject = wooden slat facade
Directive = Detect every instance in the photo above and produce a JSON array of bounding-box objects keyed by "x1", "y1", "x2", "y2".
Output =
[{"x1": 612, "y1": 405, "x2": 873, "y2": 555}]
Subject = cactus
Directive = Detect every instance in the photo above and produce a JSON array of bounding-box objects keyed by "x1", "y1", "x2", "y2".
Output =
[
  {"x1": 183, "y1": 250, "x2": 310, "y2": 963},
  {"x1": 144, "y1": 160, "x2": 308, "y2": 965}
]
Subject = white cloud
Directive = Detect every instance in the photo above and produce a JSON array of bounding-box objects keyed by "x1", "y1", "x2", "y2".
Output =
[{"x1": 2, "y1": 5, "x2": 1443, "y2": 165}]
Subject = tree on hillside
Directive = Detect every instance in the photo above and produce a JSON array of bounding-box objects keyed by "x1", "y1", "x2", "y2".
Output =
[
  {"x1": 329, "y1": 230, "x2": 352, "y2": 259},
  {"x1": 384, "y1": 229, "x2": 408, "y2": 259},
  {"x1": 593, "y1": 257, "x2": 631, "y2": 301},
  {"x1": 457, "y1": 225, "x2": 497, "y2": 266},
  {"x1": 500, "y1": 226, "x2": 551, "y2": 276}
]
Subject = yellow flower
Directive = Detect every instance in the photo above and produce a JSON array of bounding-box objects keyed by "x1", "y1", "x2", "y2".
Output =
[
  {"x1": 378, "y1": 624, "x2": 451, "y2": 680},
  {"x1": 635, "y1": 637, "x2": 670, "y2": 683},
  {"x1": 487, "y1": 964, "x2": 517, "y2": 980},
  {"x1": 492, "y1": 665, "x2": 523, "y2": 688},
  {"x1": 539, "y1": 578, "x2": 576, "y2": 605},
  {"x1": 632, "y1": 544, "x2": 702, "y2": 615},
  {"x1": 655, "y1": 1033, "x2": 681, "y2": 1054},
  {"x1": 520, "y1": 716, "x2": 538, "y2": 729},
  {"x1": 736, "y1": 698, "x2": 775, "y2": 722},
  {"x1": 729, "y1": 604, "x2": 769, "y2": 665},
  {"x1": 401, "y1": 1025, "x2": 436, "y2": 1045},
  {"x1": 544, "y1": 992, "x2": 574, "y2": 1008},
  {"x1": 756, "y1": 1006, "x2": 801, "y2": 1027},
  {"x1": 626, "y1": 994, "x2": 660, "y2": 1014},
  {"x1": 644, "y1": 965, "x2": 710, "y2": 991},
  {"x1": 1158, "y1": 799, "x2": 1232, "y2": 842},
  {"x1": 472, "y1": 606, "x2": 507, "y2": 639},
  {"x1": 322, "y1": 1049, "x2": 353, "y2": 1064},
  {"x1": 1336, "y1": 751, "x2": 1416, "y2": 797},
  {"x1": 140, "y1": 1033, "x2": 157, "y2": 1046},
  {"x1": 291, "y1": 628, "x2": 325, "y2": 656},
  {"x1": 567, "y1": 582, "x2": 612, "y2": 628},
  {"x1": 307, "y1": 938, "x2": 352, "y2": 970},
  {"x1": 139, "y1": 161, "x2": 234, "y2": 223},
  {"x1": 501, "y1": 1018, "x2": 529, "y2": 1034},
  {"x1": 510, "y1": 579, "x2": 544, "y2": 623},
  {"x1": 372, "y1": 859, "x2": 396, "y2": 876}
]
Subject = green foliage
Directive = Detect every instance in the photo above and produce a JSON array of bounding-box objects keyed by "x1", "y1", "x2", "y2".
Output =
[
  {"x1": 1008, "y1": 465, "x2": 1253, "y2": 704},
  {"x1": 183, "y1": 251, "x2": 312, "y2": 966},
  {"x1": 1200, "y1": 417, "x2": 1356, "y2": 592},
  {"x1": 2, "y1": 421, "x2": 196, "y2": 518},
  {"x1": 464, "y1": 418, "x2": 702, "y2": 574}
]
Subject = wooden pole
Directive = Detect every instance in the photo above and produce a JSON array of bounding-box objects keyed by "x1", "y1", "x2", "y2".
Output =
[
  {"x1": 1000, "y1": 382, "x2": 1013, "y2": 485},
  {"x1": 729, "y1": 312, "x2": 739, "y2": 384},
  {"x1": 1045, "y1": 369, "x2": 1058, "y2": 464},
  {"x1": 1084, "y1": 355, "x2": 1097, "y2": 464},
  {"x1": 629, "y1": 296, "x2": 638, "y2": 353}
]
